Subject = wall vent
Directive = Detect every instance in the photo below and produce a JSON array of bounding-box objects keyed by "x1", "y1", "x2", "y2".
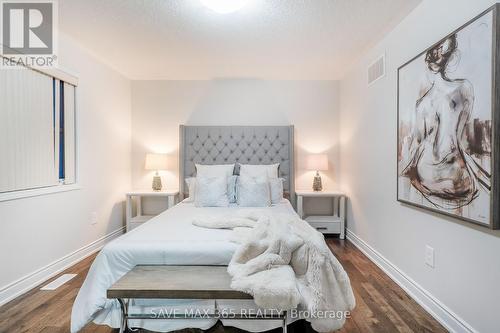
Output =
[{"x1": 367, "y1": 54, "x2": 385, "y2": 85}]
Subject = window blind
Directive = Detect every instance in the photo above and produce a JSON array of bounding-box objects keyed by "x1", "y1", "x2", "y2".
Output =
[
  {"x1": 0, "y1": 66, "x2": 77, "y2": 194},
  {"x1": 0, "y1": 68, "x2": 57, "y2": 193}
]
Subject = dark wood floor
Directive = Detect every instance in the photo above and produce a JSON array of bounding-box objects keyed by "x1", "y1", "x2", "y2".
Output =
[{"x1": 0, "y1": 239, "x2": 447, "y2": 333}]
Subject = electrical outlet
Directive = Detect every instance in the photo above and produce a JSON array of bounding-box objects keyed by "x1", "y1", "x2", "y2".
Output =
[
  {"x1": 90, "y1": 212, "x2": 98, "y2": 225},
  {"x1": 425, "y1": 245, "x2": 435, "y2": 268}
]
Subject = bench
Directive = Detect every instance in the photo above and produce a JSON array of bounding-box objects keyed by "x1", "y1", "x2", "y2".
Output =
[{"x1": 107, "y1": 265, "x2": 288, "y2": 333}]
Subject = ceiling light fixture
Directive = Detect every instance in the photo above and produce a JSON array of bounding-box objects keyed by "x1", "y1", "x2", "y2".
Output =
[{"x1": 200, "y1": 0, "x2": 249, "y2": 14}]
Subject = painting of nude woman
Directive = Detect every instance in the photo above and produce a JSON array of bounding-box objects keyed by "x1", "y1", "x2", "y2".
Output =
[{"x1": 397, "y1": 6, "x2": 499, "y2": 229}]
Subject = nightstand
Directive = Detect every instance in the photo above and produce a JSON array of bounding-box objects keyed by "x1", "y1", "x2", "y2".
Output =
[
  {"x1": 126, "y1": 190, "x2": 179, "y2": 232},
  {"x1": 296, "y1": 190, "x2": 347, "y2": 239}
]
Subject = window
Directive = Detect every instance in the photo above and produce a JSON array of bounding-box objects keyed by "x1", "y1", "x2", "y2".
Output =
[{"x1": 0, "y1": 64, "x2": 77, "y2": 197}]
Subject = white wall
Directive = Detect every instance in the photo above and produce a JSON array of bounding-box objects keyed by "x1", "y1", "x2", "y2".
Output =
[
  {"x1": 0, "y1": 33, "x2": 131, "y2": 299},
  {"x1": 131, "y1": 80, "x2": 340, "y2": 202},
  {"x1": 340, "y1": 1, "x2": 500, "y2": 332}
]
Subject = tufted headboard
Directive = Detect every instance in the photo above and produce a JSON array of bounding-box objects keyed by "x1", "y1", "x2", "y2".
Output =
[{"x1": 179, "y1": 125, "x2": 295, "y2": 205}]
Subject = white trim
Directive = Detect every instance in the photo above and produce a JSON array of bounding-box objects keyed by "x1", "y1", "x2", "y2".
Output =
[
  {"x1": 0, "y1": 226, "x2": 125, "y2": 306},
  {"x1": 346, "y1": 229, "x2": 477, "y2": 333},
  {"x1": 0, "y1": 183, "x2": 81, "y2": 202},
  {"x1": 0, "y1": 55, "x2": 79, "y2": 86},
  {"x1": 44, "y1": 68, "x2": 79, "y2": 86}
]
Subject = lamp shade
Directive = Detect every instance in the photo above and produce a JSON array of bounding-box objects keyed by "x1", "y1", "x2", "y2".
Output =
[
  {"x1": 145, "y1": 153, "x2": 168, "y2": 171},
  {"x1": 306, "y1": 154, "x2": 328, "y2": 171}
]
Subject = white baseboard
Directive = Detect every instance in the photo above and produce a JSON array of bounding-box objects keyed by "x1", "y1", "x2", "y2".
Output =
[
  {"x1": 346, "y1": 229, "x2": 476, "y2": 333},
  {"x1": 0, "y1": 226, "x2": 125, "y2": 307}
]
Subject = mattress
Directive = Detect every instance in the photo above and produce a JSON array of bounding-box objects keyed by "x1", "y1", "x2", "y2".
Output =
[{"x1": 71, "y1": 199, "x2": 298, "y2": 333}]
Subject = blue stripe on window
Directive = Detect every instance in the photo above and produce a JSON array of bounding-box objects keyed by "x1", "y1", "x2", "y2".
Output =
[
  {"x1": 59, "y1": 82, "x2": 65, "y2": 180},
  {"x1": 53, "y1": 78, "x2": 56, "y2": 162}
]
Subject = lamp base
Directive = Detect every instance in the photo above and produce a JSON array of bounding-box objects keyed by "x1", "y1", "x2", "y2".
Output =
[
  {"x1": 152, "y1": 175, "x2": 162, "y2": 191},
  {"x1": 312, "y1": 172, "x2": 322, "y2": 192}
]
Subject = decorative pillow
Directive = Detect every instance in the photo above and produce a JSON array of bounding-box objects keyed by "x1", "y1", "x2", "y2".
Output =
[
  {"x1": 227, "y1": 175, "x2": 238, "y2": 203},
  {"x1": 185, "y1": 175, "x2": 237, "y2": 203},
  {"x1": 269, "y1": 178, "x2": 285, "y2": 204},
  {"x1": 184, "y1": 177, "x2": 196, "y2": 202},
  {"x1": 194, "y1": 176, "x2": 229, "y2": 207},
  {"x1": 237, "y1": 176, "x2": 271, "y2": 207},
  {"x1": 239, "y1": 163, "x2": 279, "y2": 179},
  {"x1": 196, "y1": 164, "x2": 235, "y2": 178}
]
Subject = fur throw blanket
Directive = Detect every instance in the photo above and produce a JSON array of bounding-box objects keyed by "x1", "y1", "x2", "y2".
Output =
[{"x1": 192, "y1": 211, "x2": 356, "y2": 332}]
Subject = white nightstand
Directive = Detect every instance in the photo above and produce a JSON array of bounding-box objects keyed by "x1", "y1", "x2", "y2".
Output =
[
  {"x1": 126, "y1": 190, "x2": 179, "y2": 232},
  {"x1": 296, "y1": 190, "x2": 347, "y2": 239}
]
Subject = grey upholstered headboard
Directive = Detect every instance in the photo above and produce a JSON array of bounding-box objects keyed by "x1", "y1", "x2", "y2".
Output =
[{"x1": 179, "y1": 125, "x2": 295, "y2": 204}]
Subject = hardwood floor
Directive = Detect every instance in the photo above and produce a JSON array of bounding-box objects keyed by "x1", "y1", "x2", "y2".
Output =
[{"x1": 0, "y1": 239, "x2": 447, "y2": 333}]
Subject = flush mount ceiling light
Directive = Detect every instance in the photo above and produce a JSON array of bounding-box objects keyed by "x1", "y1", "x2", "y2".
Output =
[{"x1": 200, "y1": 0, "x2": 249, "y2": 14}]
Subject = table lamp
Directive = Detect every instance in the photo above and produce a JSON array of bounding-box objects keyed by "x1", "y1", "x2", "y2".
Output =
[
  {"x1": 306, "y1": 154, "x2": 328, "y2": 191},
  {"x1": 145, "y1": 153, "x2": 168, "y2": 191}
]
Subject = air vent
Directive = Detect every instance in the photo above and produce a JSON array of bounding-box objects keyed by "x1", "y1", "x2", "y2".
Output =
[
  {"x1": 40, "y1": 274, "x2": 77, "y2": 290},
  {"x1": 368, "y1": 54, "x2": 385, "y2": 85}
]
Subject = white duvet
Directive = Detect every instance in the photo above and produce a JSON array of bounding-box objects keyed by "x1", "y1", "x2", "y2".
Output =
[{"x1": 71, "y1": 200, "x2": 297, "y2": 333}]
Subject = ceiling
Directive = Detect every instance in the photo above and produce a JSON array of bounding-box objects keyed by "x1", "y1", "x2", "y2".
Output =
[{"x1": 59, "y1": 0, "x2": 421, "y2": 80}]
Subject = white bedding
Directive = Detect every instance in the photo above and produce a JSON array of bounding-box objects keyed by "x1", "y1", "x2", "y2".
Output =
[{"x1": 71, "y1": 200, "x2": 298, "y2": 333}]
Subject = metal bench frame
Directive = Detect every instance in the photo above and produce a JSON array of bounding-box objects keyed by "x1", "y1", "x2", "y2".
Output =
[
  {"x1": 116, "y1": 298, "x2": 287, "y2": 333},
  {"x1": 107, "y1": 266, "x2": 289, "y2": 333}
]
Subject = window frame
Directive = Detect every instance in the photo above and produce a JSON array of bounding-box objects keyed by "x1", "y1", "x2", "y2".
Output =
[{"x1": 0, "y1": 61, "x2": 80, "y2": 202}]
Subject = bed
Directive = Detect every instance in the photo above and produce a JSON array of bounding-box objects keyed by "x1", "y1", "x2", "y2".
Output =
[
  {"x1": 71, "y1": 126, "x2": 299, "y2": 333},
  {"x1": 179, "y1": 125, "x2": 295, "y2": 203}
]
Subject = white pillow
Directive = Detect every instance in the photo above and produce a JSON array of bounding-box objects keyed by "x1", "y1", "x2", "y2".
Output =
[
  {"x1": 196, "y1": 164, "x2": 234, "y2": 178},
  {"x1": 184, "y1": 177, "x2": 196, "y2": 202},
  {"x1": 194, "y1": 176, "x2": 229, "y2": 207},
  {"x1": 239, "y1": 163, "x2": 279, "y2": 179},
  {"x1": 269, "y1": 178, "x2": 285, "y2": 204},
  {"x1": 237, "y1": 176, "x2": 271, "y2": 207},
  {"x1": 185, "y1": 175, "x2": 237, "y2": 203}
]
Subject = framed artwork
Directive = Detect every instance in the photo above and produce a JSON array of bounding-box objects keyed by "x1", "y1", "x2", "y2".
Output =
[{"x1": 397, "y1": 4, "x2": 500, "y2": 229}]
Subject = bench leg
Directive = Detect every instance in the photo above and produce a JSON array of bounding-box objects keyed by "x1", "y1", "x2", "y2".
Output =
[
  {"x1": 118, "y1": 299, "x2": 128, "y2": 333},
  {"x1": 282, "y1": 311, "x2": 287, "y2": 333}
]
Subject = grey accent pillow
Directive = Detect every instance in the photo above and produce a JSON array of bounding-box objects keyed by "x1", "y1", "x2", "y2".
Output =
[
  {"x1": 237, "y1": 176, "x2": 271, "y2": 207},
  {"x1": 269, "y1": 178, "x2": 285, "y2": 204},
  {"x1": 194, "y1": 176, "x2": 229, "y2": 207},
  {"x1": 228, "y1": 175, "x2": 238, "y2": 203}
]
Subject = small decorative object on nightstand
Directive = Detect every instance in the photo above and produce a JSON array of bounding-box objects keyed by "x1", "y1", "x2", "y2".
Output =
[
  {"x1": 296, "y1": 190, "x2": 347, "y2": 239},
  {"x1": 145, "y1": 153, "x2": 168, "y2": 191},
  {"x1": 126, "y1": 190, "x2": 179, "y2": 232},
  {"x1": 306, "y1": 154, "x2": 328, "y2": 191}
]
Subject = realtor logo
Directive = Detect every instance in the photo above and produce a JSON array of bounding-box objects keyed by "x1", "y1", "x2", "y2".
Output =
[{"x1": 1, "y1": 0, "x2": 57, "y2": 67}]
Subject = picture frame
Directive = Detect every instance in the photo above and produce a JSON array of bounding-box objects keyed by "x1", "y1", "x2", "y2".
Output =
[{"x1": 397, "y1": 4, "x2": 500, "y2": 229}]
